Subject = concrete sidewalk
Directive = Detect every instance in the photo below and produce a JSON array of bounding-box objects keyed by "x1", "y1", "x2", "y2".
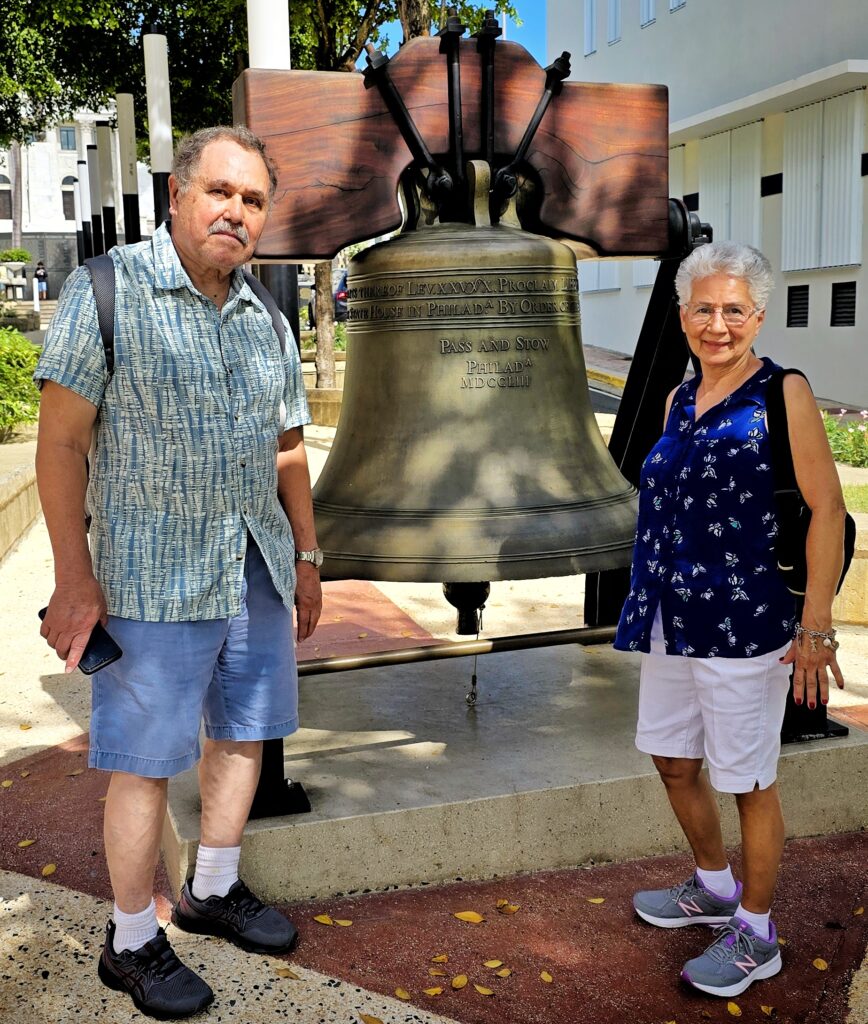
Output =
[{"x1": 2, "y1": 355, "x2": 867, "y2": 1024}]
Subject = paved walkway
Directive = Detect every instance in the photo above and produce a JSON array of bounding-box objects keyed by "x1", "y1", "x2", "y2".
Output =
[{"x1": 2, "y1": 351, "x2": 867, "y2": 1024}]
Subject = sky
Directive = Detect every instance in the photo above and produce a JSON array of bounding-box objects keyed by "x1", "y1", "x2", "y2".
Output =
[
  {"x1": 367, "y1": 6, "x2": 547, "y2": 67},
  {"x1": 504, "y1": 6, "x2": 547, "y2": 65}
]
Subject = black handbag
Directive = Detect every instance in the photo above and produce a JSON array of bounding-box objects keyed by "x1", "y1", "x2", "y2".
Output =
[{"x1": 767, "y1": 369, "x2": 856, "y2": 596}]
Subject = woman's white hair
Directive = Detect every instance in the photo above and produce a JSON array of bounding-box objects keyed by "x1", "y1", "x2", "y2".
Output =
[{"x1": 675, "y1": 241, "x2": 774, "y2": 310}]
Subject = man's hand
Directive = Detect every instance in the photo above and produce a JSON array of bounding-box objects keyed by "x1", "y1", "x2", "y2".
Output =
[
  {"x1": 294, "y1": 562, "x2": 322, "y2": 642},
  {"x1": 40, "y1": 576, "x2": 108, "y2": 673}
]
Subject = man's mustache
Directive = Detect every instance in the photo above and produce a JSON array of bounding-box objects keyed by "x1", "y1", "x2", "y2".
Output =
[{"x1": 208, "y1": 220, "x2": 249, "y2": 245}]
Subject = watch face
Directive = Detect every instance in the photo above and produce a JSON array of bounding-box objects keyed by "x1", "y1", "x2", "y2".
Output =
[{"x1": 298, "y1": 549, "x2": 323, "y2": 568}]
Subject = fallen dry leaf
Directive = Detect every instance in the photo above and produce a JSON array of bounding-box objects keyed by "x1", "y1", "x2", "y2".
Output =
[
  {"x1": 777, "y1": 937, "x2": 788, "y2": 946},
  {"x1": 429, "y1": 967, "x2": 447, "y2": 977},
  {"x1": 97, "y1": 796, "x2": 107, "y2": 802},
  {"x1": 453, "y1": 910, "x2": 484, "y2": 924},
  {"x1": 19, "y1": 771, "x2": 30, "y2": 778},
  {"x1": 359, "y1": 1015, "x2": 385, "y2": 1024},
  {"x1": 275, "y1": 967, "x2": 301, "y2": 979},
  {"x1": 727, "y1": 1002, "x2": 742, "y2": 1017},
  {"x1": 400, "y1": 630, "x2": 413, "y2": 638},
  {"x1": 66, "y1": 769, "x2": 84, "y2": 777},
  {"x1": 760, "y1": 1007, "x2": 777, "y2": 1018},
  {"x1": 394, "y1": 988, "x2": 411, "y2": 1000},
  {"x1": 334, "y1": 919, "x2": 352, "y2": 927},
  {"x1": 498, "y1": 904, "x2": 520, "y2": 915},
  {"x1": 423, "y1": 987, "x2": 443, "y2": 996},
  {"x1": 17, "y1": 839, "x2": 36, "y2": 848},
  {"x1": 431, "y1": 954, "x2": 448, "y2": 963},
  {"x1": 1, "y1": 780, "x2": 13, "y2": 789},
  {"x1": 495, "y1": 968, "x2": 512, "y2": 978},
  {"x1": 19, "y1": 723, "x2": 32, "y2": 731},
  {"x1": 483, "y1": 960, "x2": 503, "y2": 968},
  {"x1": 357, "y1": 633, "x2": 368, "y2": 639},
  {"x1": 540, "y1": 970, "x2": 553, "y2": 984},
  {"x1": 813, "y1": 958, "x2": 829, "y2": 971},
  {"x1": 41, "y1": 864, "x2": 56, "y2": 876},
  {"x1": 586, "y1": 897, "x2": 606, "y2": 904},
  {"x1": 496, "y1": 898, "x2": 509, "y2": 908},
  {"x1": 700, "y1": 1012, "x2": 713, "y2": 1020},
  {"x1": 451, "y1": 974, "x2": 469, "y2": 990},
  {"x1": 855, "y1": 907, "x2": 865, "y2": 916},
  {"x1": 473, "y1": 984, "x2": 494, "y2": 996},
  {"x1": 313, "y1": 914, "x2": 334, "y2": 926}
]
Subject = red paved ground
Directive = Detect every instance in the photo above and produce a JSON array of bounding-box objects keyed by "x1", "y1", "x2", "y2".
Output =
[
  {"x1": 2, "y1": 579, "x2": 866, "y2": 1023},
  {"x1": 286, "y1": 836, "x2": 868, "y2": 1024}
]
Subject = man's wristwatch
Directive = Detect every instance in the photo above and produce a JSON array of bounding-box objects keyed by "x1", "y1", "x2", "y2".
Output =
[{"x1": 295, "y1": 547, "x2": 324, "y2": 569}]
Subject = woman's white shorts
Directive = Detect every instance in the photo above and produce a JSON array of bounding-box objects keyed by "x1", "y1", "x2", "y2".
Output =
[{"x1": 636, "y1": 608, "x2": 792, "y2": 793}]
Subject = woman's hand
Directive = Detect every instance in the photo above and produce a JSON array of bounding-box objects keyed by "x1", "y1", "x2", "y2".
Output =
[{"x1": 780, "y1": 627, "x2": 845, "y2": 710}]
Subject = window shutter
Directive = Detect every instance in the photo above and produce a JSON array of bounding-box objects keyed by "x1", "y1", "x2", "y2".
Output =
[
  {"x1": 786, "y1": 285, "x2": 809, "y2": 327},
  {"x1": 782, "y1": 101, "x2": 823, "y2": 271},
  {"x1": 699, "y1": 132, "x2": 731, "y2": 240},
  {"x1": 820, "y1": 90, "x2": 863, "y2": 267},
  {"x1": 830, "y1": 282, "x2": 856, "y2": 326}
]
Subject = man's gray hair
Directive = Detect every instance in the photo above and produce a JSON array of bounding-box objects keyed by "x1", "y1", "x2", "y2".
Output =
[
  {"x1": 171, "y1": 126, "x2": 278, "y2": 202},
  {"x1": 675, "y1": 241, "x2": 775, "y2": 310}
]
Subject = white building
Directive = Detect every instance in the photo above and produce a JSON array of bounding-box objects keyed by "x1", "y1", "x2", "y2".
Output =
[
  {"x1": 547, "y1": 0, "x2": 868, "y2": 406},
  {"x1": 0, "y1": 112, "x2": 155, "y2": 295}
]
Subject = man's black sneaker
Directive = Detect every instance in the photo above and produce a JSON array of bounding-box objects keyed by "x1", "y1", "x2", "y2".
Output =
[
  {"x1": 172, "y1": 878, "x2": 299, "y2": 954},
  {"x1": 98, "y1": 921, "x2": 214, "y2": 1020}
]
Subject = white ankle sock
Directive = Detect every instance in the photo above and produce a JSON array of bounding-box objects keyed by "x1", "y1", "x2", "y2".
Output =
[
  {"x1": 192, "y1": 844, "x2": 241, "y2": 900},
  {"x1": 696, "y1": 864, "x2": 737, "y2": 899},
  {"x1": 735, "y1": 903, "x2": 771, "y2": 941},
  {"x1": 113, "y1": 899, "x2": 158, "y2": 953}
]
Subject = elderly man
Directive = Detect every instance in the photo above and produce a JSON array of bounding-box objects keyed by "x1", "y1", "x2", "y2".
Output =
[{"x1": 35, "y1": 126, "x2": 322, "y2": 1019}]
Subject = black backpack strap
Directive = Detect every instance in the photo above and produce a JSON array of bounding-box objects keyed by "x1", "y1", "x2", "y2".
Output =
[
  {"x1": 243, "y1": 270, "x2": 286, "y2": 355},
  {"x1": 766, "y1": 368, "x2": 808, "y2": 493},
  {"x1": 84, "y1": 253, "x2": 116, "y2": 377}
]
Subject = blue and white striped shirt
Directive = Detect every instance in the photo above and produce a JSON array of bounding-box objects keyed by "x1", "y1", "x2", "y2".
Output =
[{"x1": 35, "y1": 224, "x2": 310, "y2": 621}]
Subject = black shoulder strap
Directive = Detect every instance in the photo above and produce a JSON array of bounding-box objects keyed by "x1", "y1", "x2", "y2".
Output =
[
  {"x1": 767, "y1": 367, "x2": 809, "y2": 493},
  {"x1": 243, "y1": 271, "x2": 286, "y2": 355},
  {"x1": 83, "y1": 259, "x2": 287, "y2": 376},
  {"x1": 84, "y1": 253, "x2": 116, "y2": 376}
]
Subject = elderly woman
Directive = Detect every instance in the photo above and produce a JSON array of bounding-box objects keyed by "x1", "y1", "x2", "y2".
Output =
[{"x1": 614, "y1": 241, "x2": 847, "y2": 997}]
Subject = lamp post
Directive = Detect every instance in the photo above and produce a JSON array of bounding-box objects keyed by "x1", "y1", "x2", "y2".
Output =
[
  {"x1": 86, "y1": 144, "x2": 104, "y2": 255},
  {"x1": 77, "y1": 159, "x2": 94, "y2": 259},
  {"x1": 245, "y1": 0, "x2": 300, "y2": 346},
  {"x1": 116, "y1": 93, "x2": 141, "y2": 244},
  {"x1": 96, "y1": 121, "x2": 118, "y2": 250},
  {"x1": 72, "y1": 178, "x2": 86, "y2": 265},
  {"x1": 143, "y1": 26, "x2": 173, "y2": 227}
]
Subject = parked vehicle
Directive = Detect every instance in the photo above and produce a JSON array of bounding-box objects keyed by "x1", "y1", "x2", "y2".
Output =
[{"x1": 308, "y1": 268, "x2": 348, "y2": 327}]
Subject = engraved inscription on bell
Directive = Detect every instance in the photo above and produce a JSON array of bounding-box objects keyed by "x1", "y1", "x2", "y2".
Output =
[{"x1": 312, "y1": 203, "x2": 638, "y2": 584}]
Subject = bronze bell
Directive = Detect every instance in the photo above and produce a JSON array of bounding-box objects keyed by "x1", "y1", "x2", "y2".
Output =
[{"x1": 312, "y1": 163, "x2": 638, "y2": 583}]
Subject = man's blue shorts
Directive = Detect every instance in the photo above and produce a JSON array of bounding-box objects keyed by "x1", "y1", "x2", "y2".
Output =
[{"x1": 88, "y1": 540, "x2": 298, "y2": 778}]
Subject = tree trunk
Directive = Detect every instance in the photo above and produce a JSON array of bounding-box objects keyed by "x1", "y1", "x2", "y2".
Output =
[
  {"x1": 9, "y1": 142, "x2": 23, "y2": 250},
  {"x1": 314, "y1": 260, "x2": 336, "y2": 389},
  {"x1": 398, "y1": 0, "x2": 432, "y2": 40}
]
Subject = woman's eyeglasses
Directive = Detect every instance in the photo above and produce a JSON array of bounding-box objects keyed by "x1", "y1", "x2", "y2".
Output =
[{"x1": 682, "y1": 303, "x2": 759, "y2": 327}]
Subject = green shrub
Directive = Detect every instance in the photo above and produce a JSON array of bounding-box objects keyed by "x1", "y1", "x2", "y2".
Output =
[
  {"x1": 0, "y1": 248, "x2": 33, "y2": 264},
  {"x1": 0, "y1": 327, "x2": 41, "y2": 441},
  {"x1": 334, "y1": 322, "x2": 348, "y2": 351},
  {"x1": 823, "y1": 409, "x2": 868, "y2": 468}
]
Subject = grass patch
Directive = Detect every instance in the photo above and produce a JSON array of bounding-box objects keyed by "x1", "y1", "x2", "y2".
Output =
[
  {"x1": 843, "y1": 484, "x2": 868, "y2": 514},
  {"x1": 823, "y1": 411, "x2": 868, "y2": 468}
]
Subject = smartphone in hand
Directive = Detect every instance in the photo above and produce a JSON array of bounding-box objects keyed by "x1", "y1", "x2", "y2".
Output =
[{"x1": 38, "y1": 608, "x2": 123, "y2": 675}]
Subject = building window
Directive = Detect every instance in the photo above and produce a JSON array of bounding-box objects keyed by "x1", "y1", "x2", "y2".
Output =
[
  {"x1": 831, "y1": 282, "x2": 856, "y2": 327},
  {"x1": 669, "y1": 0, "x2": 685, "y2": 9},
  {"x1": 786, "y1": 285, "x2": 809, "y2": 327},
  {"x1": 698, "y1": 121, "x2": 762, "y2": 247},
  {"x1": 607, "y1": 0, "x2": 621, "y2": 43},
  {"x1": 579, "y1": 261, "x2": 620, "y2": 293},
  {"x1": 59, "y1": 126, "x2": 77, "y2": 151},
  {"x1": 0, "y1": 174, "x2": 10, "y2": 221},
  {"x1": 632, "y1": 260, "x2": 658, "y2": 288},
  {"x1": 782, "y1": 90, "x2": 864, "y2": 271},
  {"x1": 640, "y1": 0, "x2": 656, "y2": 26},
  {"x1": 61, "y1": 175, "x2": 77, "y2": 221},
  {"x1": 584, "y1": 0, "x2": 597, "y2": 55}
]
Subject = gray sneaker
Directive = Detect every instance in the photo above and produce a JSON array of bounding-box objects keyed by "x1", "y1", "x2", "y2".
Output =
[
  {"x1": 633, "y1": 872, "x2": 742, "y2": 928},
  {"x1": 681, "y1": 916, "x2": 782, "y2": 997}
]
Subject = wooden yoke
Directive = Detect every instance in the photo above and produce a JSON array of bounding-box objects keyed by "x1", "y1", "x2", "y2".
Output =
[{"x1": 232, "y1": 37, "x2": 669, "y2": 262}]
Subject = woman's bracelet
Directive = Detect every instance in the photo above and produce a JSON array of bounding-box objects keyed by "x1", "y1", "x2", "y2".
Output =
[{"x1": 794, "y1": 623, "x2": 839, "y2": 652}]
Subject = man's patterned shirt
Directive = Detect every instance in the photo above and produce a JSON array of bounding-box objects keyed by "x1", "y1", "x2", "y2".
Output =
[{"x1": 35, "y1": 224, "x2": 310, "y2": 621}]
